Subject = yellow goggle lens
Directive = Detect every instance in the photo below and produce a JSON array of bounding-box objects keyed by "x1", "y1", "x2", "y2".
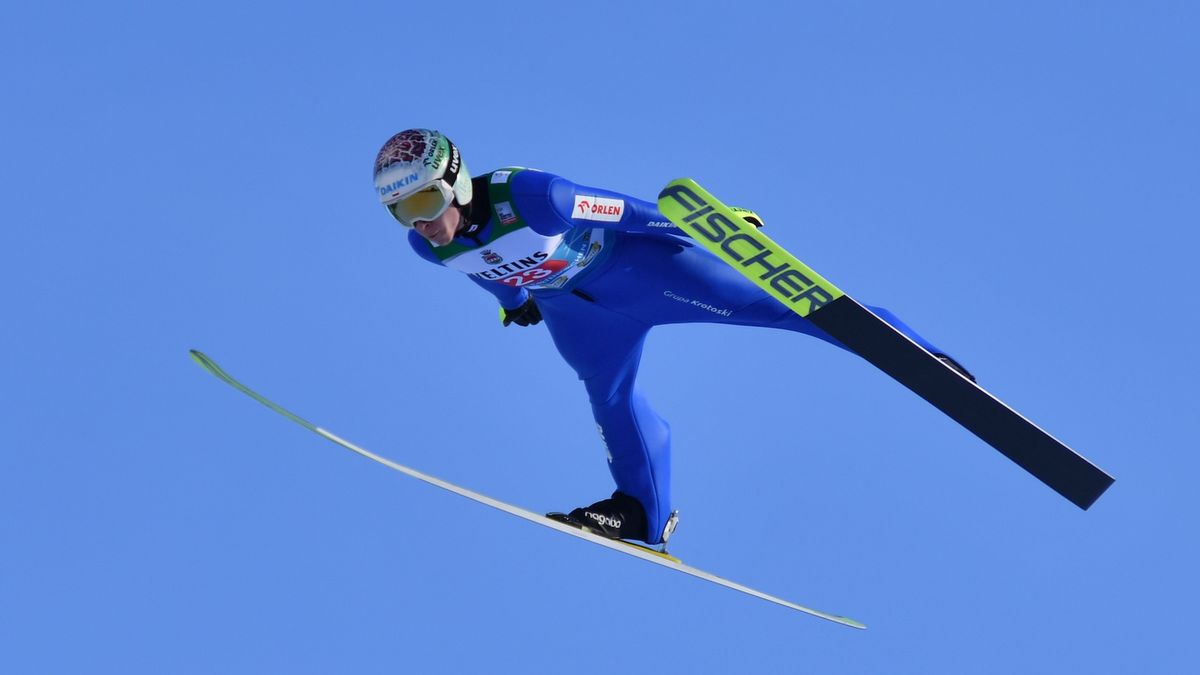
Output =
[{"x1": 389, "y1": 185, "x2": 451, "y2": 226}]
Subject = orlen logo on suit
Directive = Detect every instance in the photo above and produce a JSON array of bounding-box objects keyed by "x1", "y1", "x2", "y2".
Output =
[{"x1": 572, "y1": 195, "x2": 624, "y2": 222}]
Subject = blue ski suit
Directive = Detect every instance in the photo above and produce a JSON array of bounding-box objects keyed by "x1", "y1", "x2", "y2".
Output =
[{"x1": 408, "y1": 168, "x2": 950, "y2": 544}]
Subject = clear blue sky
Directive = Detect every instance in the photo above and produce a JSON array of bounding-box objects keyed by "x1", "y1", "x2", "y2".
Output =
[{"x1": 2, "y1": 1, "x2": 1196, "y2": 672}]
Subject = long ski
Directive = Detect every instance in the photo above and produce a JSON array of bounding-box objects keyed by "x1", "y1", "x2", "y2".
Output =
[
  {"x1": 657, "y1": 178, "x2": 1114, "y2": 509},
  {"x1": 190, "y1": 350, "x2": 866, "y2": 629}
]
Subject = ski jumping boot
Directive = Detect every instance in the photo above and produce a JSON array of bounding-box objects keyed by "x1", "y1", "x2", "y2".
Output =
[{"x1": 547, "y1": 491, "x2": 680, "y2": 550}]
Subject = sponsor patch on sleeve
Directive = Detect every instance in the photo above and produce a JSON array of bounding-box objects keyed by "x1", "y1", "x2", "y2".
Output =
[
  {"x1": 494, "y1": 201, "x2": 518, "y2": 225},
  {"x1": 491, "y1": 170, "x2": 513, "y2": 184},
  {"x1": 572, "y1": 195, "x2": 625, "y2": 222}
]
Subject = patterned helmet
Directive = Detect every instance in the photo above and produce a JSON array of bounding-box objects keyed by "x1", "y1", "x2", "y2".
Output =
[{"x1": 373, "y1": 129, "x2": 472, "y2": 224}]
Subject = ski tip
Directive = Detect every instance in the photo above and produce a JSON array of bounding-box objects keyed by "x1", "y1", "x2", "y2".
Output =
[
  {"x1": 189, "y1": 349, "x2": 219, "y2": 373},
  {"x1": 189, "y1": 349, "x2": 241, "y2": 388}
]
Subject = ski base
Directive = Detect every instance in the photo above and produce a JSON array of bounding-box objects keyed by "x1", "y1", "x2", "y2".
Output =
[{"x1": 190, "y1": 350, "x2": 865, "y2": 629}]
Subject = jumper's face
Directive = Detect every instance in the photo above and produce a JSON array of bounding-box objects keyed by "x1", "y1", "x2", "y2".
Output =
[{"x1": 413, "y1": 206, "x2": 462, "y2": 246}]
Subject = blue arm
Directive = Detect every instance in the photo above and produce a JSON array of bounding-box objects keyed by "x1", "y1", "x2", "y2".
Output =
[{"x1": 510, "y1": 170, "x2": 690, "y2": 237}]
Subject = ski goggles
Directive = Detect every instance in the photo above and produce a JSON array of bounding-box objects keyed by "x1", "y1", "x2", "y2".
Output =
[{"x1": 386, "y1": 180, "x2": 455, "y2": 228}]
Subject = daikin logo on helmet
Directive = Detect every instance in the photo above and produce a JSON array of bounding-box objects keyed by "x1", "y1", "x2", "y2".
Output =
[{"x1": 377, "y1": 171, "x2": 421, "y2": 198}]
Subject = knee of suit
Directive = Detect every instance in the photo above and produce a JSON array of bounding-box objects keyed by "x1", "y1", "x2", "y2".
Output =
[
  {"x1": 590, "y1": 389, "x2": 672, "y2": 461},
  {"x1": 581, "y1": 367, "x2": 639, "y2": 407}
]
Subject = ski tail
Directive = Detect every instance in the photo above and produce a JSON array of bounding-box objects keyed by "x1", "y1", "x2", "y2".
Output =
[{"x1": 656, "y1": 179, "x2": 1114, "y2": 509}]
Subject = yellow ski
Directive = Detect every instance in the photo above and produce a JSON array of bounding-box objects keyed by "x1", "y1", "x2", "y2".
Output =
[{"x1": 658, "y1": 178, "x2": 1114, "y2": 510}]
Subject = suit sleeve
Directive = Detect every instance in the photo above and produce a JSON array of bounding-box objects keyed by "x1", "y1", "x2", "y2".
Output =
[{"x1": 510, "y1": 171, "x2": 689, "y2": 238}]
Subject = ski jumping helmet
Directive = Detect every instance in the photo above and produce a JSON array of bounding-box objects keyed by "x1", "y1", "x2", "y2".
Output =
[{"x1": 373, "y1": 129, "x2": 472, "y2": 227}]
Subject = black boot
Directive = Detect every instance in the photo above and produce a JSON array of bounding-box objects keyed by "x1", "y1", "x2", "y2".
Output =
[{"x1": 547, "y1": 491, "x2": 649, "y2": 542}]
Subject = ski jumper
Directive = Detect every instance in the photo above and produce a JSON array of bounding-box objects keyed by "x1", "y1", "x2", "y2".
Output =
[{"x1": 408, "y1": 168, "x2": 952, "y2": 544}]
